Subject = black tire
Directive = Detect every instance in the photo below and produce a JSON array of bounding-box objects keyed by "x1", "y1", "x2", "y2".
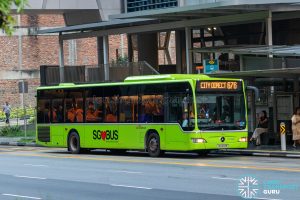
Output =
[
  {"x1": 146, "y1": 132, "x2": 162, "y2": 157},
  {"x1": 68, "y1": 132, "x2": 81, "y2": 154}
]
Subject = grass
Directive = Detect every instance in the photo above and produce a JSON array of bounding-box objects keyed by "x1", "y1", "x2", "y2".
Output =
[{"x1": 0, "y1": 125, "x2": 36, "y2": 138}]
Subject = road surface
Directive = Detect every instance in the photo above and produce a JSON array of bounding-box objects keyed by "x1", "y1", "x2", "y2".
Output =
[{"x1": 0, "y1": 146, "x2": 299, "y2": 200}]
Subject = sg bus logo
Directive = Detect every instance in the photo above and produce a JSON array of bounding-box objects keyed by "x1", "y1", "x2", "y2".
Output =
[{"x1": 93, "y1": 130, "x2": 119, "y2": 141}]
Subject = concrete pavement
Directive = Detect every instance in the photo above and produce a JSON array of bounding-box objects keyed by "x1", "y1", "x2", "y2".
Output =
[{"x1": 218, "y1": 144, "x2": 300, "y2": 158}]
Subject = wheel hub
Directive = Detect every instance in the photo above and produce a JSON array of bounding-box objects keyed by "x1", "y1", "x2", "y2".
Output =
[
  {"x1": 70, "y1": 136, "x2": 78, "y2": 151},
  {"x1": 149, "y1": 138, "x2": 158, "y2": 152}
]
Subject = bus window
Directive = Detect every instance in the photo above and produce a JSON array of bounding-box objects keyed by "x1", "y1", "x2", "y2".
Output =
[
  {"x1": 140, "y1": 95, "x2": 164, "y2": 123},
  {"x1": 168, "y1": 94, "x2": 184, "y2": 122},
  {"x1": 103, "y1": 87, "x2": 120, "y2": 123},
  {"x1": 65, "y1": 91, "x2": 83, "y2": 123},
  {"x1": 104, "y1": 96, "x2": 118, "y2": 122},
  {"x1": 119, "y1": 96, "x2": 138, "y2": 123},
  {"x1": 37, "y1": 99, "x2": 50, "y2": 123},
  {"x1": 196, "y1": 93, "x2": 246, "y2": 130},
  {"x1": 51, "y1": 99, "x2": 64, "y2": 123},
  {"x1": 166, "y1": 83, "x2": 194, "y2": 131},
  {"x1": 119, "y1": 85, "x2": 138, "y2": 123},
  {"x1": 85, "y1": 88, "x2": 103, "y2": 123},
  {"x1": 139, "y1": 84, "x2": 165, "y2": 123}
]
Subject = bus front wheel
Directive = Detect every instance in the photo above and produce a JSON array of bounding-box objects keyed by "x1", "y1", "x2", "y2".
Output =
[
  {"x1": 68, "y1": 132, "x2": 81, "y2": 154},
  {"x1": 146, "y1": 133, "x2": 162, "y2": 157}
]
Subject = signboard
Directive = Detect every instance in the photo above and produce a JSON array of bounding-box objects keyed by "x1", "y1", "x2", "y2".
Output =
[
  {"x1": 203, "y1": 59, "x2": 219, "y2": 74},
  {"x1": 197, "y1": 81, "x2": 241, "y2": 92},
  {"x1": 280, "y1": 122, "x2": 286, "y2": 135}
]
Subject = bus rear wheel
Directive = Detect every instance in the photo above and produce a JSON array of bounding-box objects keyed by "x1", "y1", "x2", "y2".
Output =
[
  {"x1": 68, "y1": 132, "x2": 81, "y2": 154},
  {"x1": 146, "y1": 133, "x2": 162, "y2": 157}
]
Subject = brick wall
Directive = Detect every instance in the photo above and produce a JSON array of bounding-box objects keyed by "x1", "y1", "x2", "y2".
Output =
[
  {"x1": 0, "y1": 14, "x2": 176, "y2": 108},
  {"x1": 21, "y1": 14, "x2": 65, "y2": 27}
]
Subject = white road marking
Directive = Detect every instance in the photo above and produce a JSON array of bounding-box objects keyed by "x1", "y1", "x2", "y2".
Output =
[
  {"x1": 24, "y1": 164, "x2": 48, "y2": 167},
  {"x1": 286, "y1": 154, "x2": 300, "y2": 158},
  {"x1": 252, "y1": 153, "x2": 271, "y2": 156},
  {"x1": 110, "y1": 184, "x2": 152, "y2": 190},
  {"x1": 211, "y1": 176, "x2": 240, "y2": 181},
  {"x1": 109, "y1": 170, "x2": 142, "y2": 174},
  {"x1": 254, "y1": 197, "x2": 282, "y2": 200},
  {"x1": 2, "y1": 193, "x2": 42, "y2": 199},
  {"x1": 14, "y1": 175, "x2": 47, "y2": 180}
]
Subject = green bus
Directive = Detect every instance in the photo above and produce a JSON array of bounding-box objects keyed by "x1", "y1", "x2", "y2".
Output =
[{"x1": 36, "y1": 74, "x2": 248, "y2": 157}]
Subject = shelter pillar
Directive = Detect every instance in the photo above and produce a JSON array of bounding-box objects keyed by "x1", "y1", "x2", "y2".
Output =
[
  {"x1": 103, "y1": 35, "x2": 109, "y2": 81},
  {"x1": 127, "y1": 34, "x2": 133, "y2": 62},
  {"x1": 266, "y1": 10, "x2": 273, "y2": 69},
  {"x1": 185, "y1": 27, "x2": 193, "y2": 74},
  {"x1": 97, "y1": 37, "x2": 104, "y2": 65},
  {"x1": 137, "y1": 33, "x2": 158, "y2": 69},
  {"x1": 266, "y1": 10, "x2": 273, "y2": 47},
  {"x1": 58, "y1": 34, "x2": 65, "y2": 83},
  {"x1": 175, "y1": 30, "x2": 185, "y2": 73}
]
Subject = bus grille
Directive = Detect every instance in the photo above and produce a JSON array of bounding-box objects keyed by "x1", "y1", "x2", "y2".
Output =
[{"x1": 38, "y1": 126, "x2": 50, "y2": 142}]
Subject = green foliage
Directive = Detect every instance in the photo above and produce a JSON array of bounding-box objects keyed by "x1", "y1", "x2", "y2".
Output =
[
  {"x1": 117, "y1": 55, "x2": 129, "y2": 63},
  {"x1": 0, "y1": 0, "x2": 27, "y2": 35},
  {"x1": 0, "y1": 126, "x2": 36, "y2": 138},
  {"x1": 10, "y1": 107, "x2": 35, "y2": 119},
  {"x1": 27, "y1": 116, "x2": 36, "y2": 124},
  {"x1": 111, "y1": 55, "x2": 129, "y2": 64},
  {"x1": 0, "y1": 125, "x2": 21, "y2": 137},
  {"x1": 0, "y1": 107, "x2": 35, "y2": 121}
]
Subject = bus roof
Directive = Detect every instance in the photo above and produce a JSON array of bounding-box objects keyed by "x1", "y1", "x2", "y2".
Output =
[
  {"x1": 124, "y1": 74, "x2": 211, "y2": 82},
  {"x1": 37, "y1": 74, "x2": 242, "y2": 90}
]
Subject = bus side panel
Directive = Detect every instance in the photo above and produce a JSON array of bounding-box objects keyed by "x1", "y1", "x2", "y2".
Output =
[
  {"x1": 50, "y1": 125, "x2": 65, "y2": 147},
  {"x1": 84, "y1": 124, "x2": 120, "y2": 149},
  {"x1": 164, "y1": 125, "x2": 206, "y2": 151},
  {"x1": 119, "y1": 124, "x2": 144, "y2": 149},
  {"x1": 83, "y1": 124, "x2": 166, "y2": 150}
]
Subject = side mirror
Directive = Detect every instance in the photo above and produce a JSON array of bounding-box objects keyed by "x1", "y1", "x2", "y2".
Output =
[{"x1": 246, "y1": 86, "x2": 260, "y2": 102}]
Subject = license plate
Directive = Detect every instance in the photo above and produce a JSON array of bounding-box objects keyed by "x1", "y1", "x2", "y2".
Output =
[{"x1": 217, "y1": 144, "x2": 228, "y2": 148}]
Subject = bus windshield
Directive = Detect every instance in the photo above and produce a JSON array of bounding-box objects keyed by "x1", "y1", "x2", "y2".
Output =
[{"x1": 196, "y1": 82, "x2": 246, "y2": 131}]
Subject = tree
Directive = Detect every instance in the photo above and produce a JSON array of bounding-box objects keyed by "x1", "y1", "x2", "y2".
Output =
[{"x1": 0, "y1": 0, "x2": 27, "y2": 35}]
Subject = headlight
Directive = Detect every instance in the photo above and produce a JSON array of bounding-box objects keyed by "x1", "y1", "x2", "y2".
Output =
[
  {"x1": 238, "y1": 137, "x2": 248, "y2": 142},
  {"x1": 192, "y1": 138, "x2": 207, "y2": 143}
]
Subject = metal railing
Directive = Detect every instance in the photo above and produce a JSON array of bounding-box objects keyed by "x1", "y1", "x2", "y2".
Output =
[{"x1": 40, "y1": 61, "x2": 159, "y2": 85}]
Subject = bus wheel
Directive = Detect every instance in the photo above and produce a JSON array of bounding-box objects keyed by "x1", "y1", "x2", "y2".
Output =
[
  {"x1": 146, "y1": 133, "x2": 162, "y2": 157},
  {"x1": 68, "y1": 132, "x2": 81, "y2": 154}
]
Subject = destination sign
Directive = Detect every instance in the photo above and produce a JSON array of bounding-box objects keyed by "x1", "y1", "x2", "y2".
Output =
[{"x1": 198, "y1": 81, "x2": 241, "y2": 91}]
